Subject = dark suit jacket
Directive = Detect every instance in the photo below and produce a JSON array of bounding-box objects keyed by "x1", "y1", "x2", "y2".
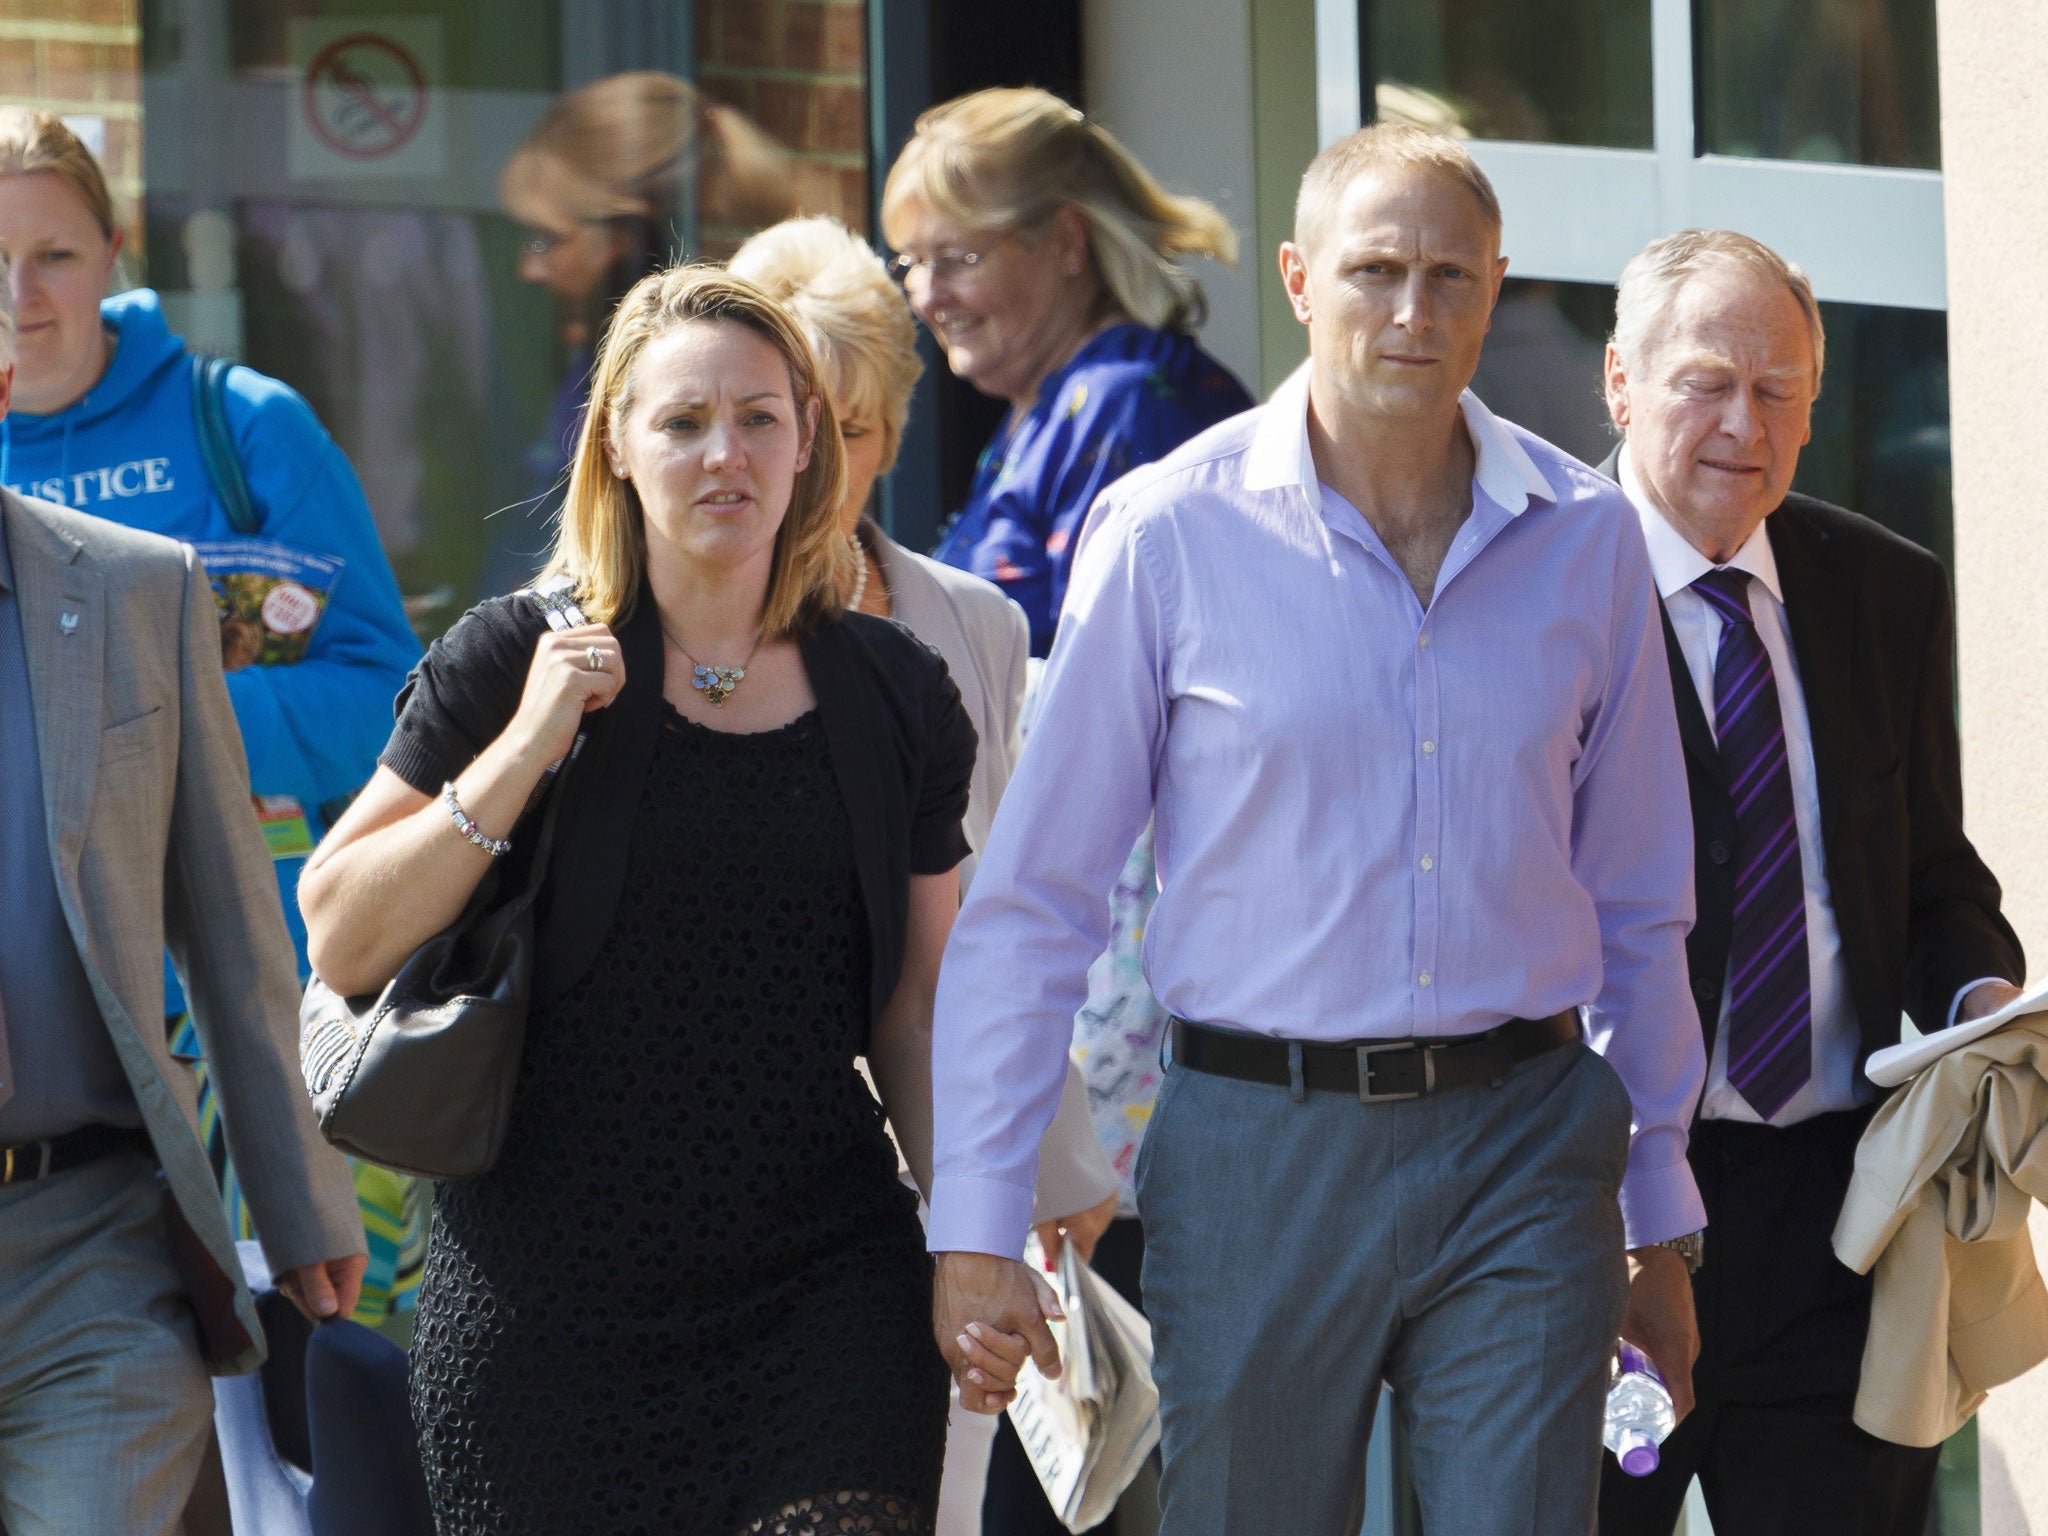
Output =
[{"x1": 1599, "y1": 449, "x2": 2023, "y2": 1070}]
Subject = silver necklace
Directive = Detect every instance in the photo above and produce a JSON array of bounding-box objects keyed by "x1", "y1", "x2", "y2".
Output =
[{"x1": 662, "y1": 624, "x2": 763, "y2": 706}]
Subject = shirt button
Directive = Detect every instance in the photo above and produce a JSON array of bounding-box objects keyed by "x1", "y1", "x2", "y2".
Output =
[
  {"x1": 1421, "y1": 740, "x2": 1436, "y2": 756},
  {"x1": 1419, "y1": 855, "x2": 1434, "y2": 871},
  {"x1": 1708, "y1": 840, "x2": 1732, "y2": 866},
  {"x1": 1692, "y1": 976, "x2": 1719, "y2": 1005},
  {"x1": 1418, "y1": 971, "x2": 1433, "y2": 988},
  {"x1": 1418, "y1": 633, "x2": 1431, "y2": 649}
]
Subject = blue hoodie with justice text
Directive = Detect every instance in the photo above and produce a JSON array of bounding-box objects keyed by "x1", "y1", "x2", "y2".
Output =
[{"x1": 0, "y1": 288, "x2": 421, "y2": 1009}]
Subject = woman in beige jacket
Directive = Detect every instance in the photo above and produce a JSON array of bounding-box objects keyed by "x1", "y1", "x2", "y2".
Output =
[{"x1": 731, "y1": 218, "x2": 1120, "y2": 1536}]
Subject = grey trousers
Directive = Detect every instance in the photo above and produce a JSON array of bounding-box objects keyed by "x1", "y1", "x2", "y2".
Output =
[
  {"x1": 0, "y1": 1152, "x2": 213, "y2": 1536},
  {"x1": 1135, "y1": 1040, "x2": 1633, "y2": 1536}
]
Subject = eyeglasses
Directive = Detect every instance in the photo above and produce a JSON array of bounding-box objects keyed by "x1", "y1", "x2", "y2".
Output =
[
  {"x1": 519, "y1": 222, "x2": 606, "y2": 260},
  {"x1": 887, "y1": 244, "x2": 999, "y2": 286}
]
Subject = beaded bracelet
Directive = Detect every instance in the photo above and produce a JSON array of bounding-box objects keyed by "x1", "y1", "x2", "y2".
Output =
[{"x1": 441, "y1": 782, "x2": 513, "y2": 858}]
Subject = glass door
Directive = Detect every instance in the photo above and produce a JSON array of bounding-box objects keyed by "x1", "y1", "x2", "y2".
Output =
[
  {"x1": 1320, "y1": 0, "x2": 1955, "y2": 569},
  {"x1": 130, "y1": 0, "x2": 870, "y2": 634}
]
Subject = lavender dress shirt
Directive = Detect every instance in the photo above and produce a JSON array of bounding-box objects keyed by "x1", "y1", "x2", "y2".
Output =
[{"x1": 927, "y1": 365, "x2": 1708, "y2": 1259}]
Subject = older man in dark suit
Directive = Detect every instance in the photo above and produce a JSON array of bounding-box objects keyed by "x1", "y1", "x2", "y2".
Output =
[
  {"x1": 1596, "y1": 228, "x2": 2025, "y2": 1535},
  {"x1": 0, "y1": 262, "x2": 363, "y2": 1535}
]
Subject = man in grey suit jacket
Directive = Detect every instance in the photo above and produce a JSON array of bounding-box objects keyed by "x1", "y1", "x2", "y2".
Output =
[{"x1": 0, "y1": 273, "x2": 363, "y2": 1535}]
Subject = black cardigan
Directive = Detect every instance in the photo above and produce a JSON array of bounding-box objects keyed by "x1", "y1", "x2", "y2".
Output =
[{"x1": 380, "y1": 586, "x2": 977, "y2": 1019}]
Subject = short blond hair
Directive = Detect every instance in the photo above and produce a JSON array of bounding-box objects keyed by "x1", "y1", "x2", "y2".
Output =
[
  {"x1": 0, "y1": 107, "x2": 117, "y2": 237},
  {"x1": 542, "y1": 266, "x2": 852, "y2": 634},
  {"x1": 880, "y1": 87, "x2": 1237, "y2": 333},
  {"x1": 1293, "y1": 123, "x2": 1502, "y2": 253},
  {"x1": 729, "y1": 217, "x2": 923, "y2": 474},
  {"x1": 1612, "y1": 229, "x2": 1826, "y2": 394}
]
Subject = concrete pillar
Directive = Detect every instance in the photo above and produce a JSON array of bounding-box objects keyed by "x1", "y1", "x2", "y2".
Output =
[
  {"x1": 1937, "y1": 0, "x2": 2048, "y2": 1526},
  {"x1": 1083, "y1": 0, "x2": 1263, "y2": 391}
]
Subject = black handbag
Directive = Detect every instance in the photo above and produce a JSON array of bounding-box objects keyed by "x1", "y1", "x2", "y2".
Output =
[{"x1": 298, "y1": 583, "x2": 588, "y2": 1179}]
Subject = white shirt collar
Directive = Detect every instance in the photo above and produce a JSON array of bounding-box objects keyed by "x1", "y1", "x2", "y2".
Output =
[
  {"x1": 1244, "y1": 361, "x2": 1557, "y2": 517},
  {"x1": 1618, "y1": 442, "x2": 1783, "y2": 605}
]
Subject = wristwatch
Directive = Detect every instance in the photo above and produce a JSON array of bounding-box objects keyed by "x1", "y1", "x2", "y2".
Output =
[{"x1": 1647, "y1": 1230, "x2": 1705, "y2": 1275}]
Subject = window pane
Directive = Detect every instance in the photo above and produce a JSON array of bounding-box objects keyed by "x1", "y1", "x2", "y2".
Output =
[
  {"x1": 1364, "y1": 0, "x2": 1652, "y2": 149},
  {"x1": 131, "y1": 0, "x2": 867, "y2": 638},
  {"x1": 1802, "y1": 300, "x2": 1951, "y2": 569},
  {"x1": 1697, "y1": 0, "x2": 1941, "y2": 170},
  {"x1": 1469, "y1": 281, "x2": 1953, "y2": 571}
]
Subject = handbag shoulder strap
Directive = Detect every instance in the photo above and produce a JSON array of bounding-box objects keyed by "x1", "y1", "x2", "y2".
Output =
[
  {"x1": 527, "y1": 573, "x2": 588, "y2": 631},
  {"x1": 502, "y1": 576, "x2": 593, "y2": 897}
]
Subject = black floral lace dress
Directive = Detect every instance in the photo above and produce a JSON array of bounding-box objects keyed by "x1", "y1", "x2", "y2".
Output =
[{"x1": 410, "y1": 706, "x2": 949, "y2": 1535}]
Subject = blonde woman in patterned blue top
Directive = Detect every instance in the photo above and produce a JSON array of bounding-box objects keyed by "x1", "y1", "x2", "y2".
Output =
[{"x1": 881, "y1": 87, "x2": 1254, "y2": 658}]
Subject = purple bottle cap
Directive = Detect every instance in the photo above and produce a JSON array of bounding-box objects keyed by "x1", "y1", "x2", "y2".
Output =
[
  {"x1": 1616, "y1": 1428, "x2": 1660, "y2": 1477},
  {"x1": 1616, "y1": 1341, "x2": 1663, "y2": 1384}
]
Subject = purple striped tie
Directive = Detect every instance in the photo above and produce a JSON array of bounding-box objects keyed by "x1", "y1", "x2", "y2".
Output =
[{"x1": 1694, "y1": 568, "x2": 1811, "y2": 1119}]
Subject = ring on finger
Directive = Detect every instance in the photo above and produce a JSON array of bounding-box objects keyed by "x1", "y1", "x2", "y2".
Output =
[{"x1": 584, "y1": 645, "x2": 605, "y2": 672}]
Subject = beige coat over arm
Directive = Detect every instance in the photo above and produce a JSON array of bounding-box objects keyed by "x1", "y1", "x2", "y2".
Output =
[
  {"x1": 1832, "y1": 1012, "x2": 2048, "y2": 1446},
  {"x1": 5, "y1": 490, "x2": 362, "y2": 1374}
]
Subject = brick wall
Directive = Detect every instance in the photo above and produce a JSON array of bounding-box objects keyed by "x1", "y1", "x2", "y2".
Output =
[
  {"x1": 0, "y1": 0, "x2": 143, "y2": 243},
  {"x1": 697, "y1": 0, "x2": 868, "y2": 240}
]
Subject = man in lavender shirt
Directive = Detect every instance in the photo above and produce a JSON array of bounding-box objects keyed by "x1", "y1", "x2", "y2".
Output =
[{"x1": 928, "y1": 125, "x2": 1708, "y2": 1534}]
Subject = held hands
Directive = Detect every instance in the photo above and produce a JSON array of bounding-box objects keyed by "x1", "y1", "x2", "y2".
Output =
[
  {"x1": 507, "y1": 623, "x2": 626, "y2": 768},
  {"x1": 933, "y1": 1251, "x2": 1067, "y2": 1414},
  {"x1": 1620, "y1": 1245, "x2": 1699, "y2": 1422},
  {"x1": 276, "y1": 1253, "x2": 369, "y2": 1325}
]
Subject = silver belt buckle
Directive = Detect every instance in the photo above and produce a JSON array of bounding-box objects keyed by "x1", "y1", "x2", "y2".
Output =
[{"x1": 1357, "y1": 1042, "x2": 1434, "y2": 1103}]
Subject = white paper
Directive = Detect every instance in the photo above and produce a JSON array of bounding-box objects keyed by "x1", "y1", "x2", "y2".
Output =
[
  {"x1": 1006, "y1": 1237, "x2": 1162, "y2": 1531},
  {"x1": 1865, "y1": 978, "x2": 2048, "y2": 1087}
]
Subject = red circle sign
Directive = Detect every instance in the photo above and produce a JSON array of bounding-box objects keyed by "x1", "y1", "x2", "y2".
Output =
[{"x1": 302, "y1": 32, "x2": 427, "y2": 161}]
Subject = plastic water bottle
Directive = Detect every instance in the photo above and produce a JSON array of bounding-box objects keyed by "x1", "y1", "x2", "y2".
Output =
[{"x1": 1603, "y1": 1342, "x2": 1675, "y2": 1477}]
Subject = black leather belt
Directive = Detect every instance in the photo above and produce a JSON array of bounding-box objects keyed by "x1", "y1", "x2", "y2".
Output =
[
  {"x1": 0, "y1": 1125, "x2": 154, "y2": 1185},
  {"x1": 1169, "y1": 1011, "x2": 1581, "y2": 1102}
]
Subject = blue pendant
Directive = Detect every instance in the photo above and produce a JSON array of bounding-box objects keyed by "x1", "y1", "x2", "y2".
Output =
[{"x1": 692, "y1": 663, "x2": 745, "y2": 705}]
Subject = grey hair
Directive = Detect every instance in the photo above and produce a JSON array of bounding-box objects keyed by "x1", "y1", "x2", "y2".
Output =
[
  {"x1": 1611, "y1": 229, "x2": 1825, "y2": 392},
  {"x1": 0, "y1": 250, "x2": 14, "y2": 371}
]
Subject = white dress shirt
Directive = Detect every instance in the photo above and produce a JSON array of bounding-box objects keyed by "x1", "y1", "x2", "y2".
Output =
[
  {"x1": 926, "y1": 369, "x2": 1707, "y2": 1258},
  {"x1": 1618, "y1": 448, "x2": 1990, "y2": 1126}
]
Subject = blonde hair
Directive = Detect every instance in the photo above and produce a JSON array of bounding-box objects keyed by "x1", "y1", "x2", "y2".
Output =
[
  {"x1": 498, "y1": 71, "x2": 792, "y2": 237},
  {"x1": 1293, "y1": 123, "x2": 1502, "y2": 252},
  {"x1": 880, "y1": 87, "x2": 1237, "y2": 333},
  {"x1": 1613, "y1": 229, "x2": 1826, "y2": 395},
  {"x1": 728, "y1": 217, "x2": 924, "y2": 474},
  {"x1": 542, "y1": 266, "x2": 853, "y2": 634},
  {"x1": 0, "y1": 107, "x2": 117, "y2": 237}
]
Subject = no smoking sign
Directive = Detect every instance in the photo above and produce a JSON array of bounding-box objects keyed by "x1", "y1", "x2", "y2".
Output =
[
  {"x1": 304, "y1": 33, "x2": 426, "y2": 158},
  {"x1": 288, "y1": 17, "x2": 444, "y2": 180}
]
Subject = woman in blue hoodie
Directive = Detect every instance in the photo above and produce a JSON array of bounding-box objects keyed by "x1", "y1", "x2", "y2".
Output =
[{"x1": 0, "y1": 109, "x2": 423, "y2": 1315}]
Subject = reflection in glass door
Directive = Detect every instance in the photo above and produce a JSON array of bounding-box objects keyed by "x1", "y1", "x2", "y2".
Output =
[{"x1": 139, "y1": 0, "x2": 869, "y2": 636}]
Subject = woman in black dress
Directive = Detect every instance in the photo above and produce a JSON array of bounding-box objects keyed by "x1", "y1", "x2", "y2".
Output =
[{"x1": 300, "y1": 268, "x2": 980, "y2": 1534}]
